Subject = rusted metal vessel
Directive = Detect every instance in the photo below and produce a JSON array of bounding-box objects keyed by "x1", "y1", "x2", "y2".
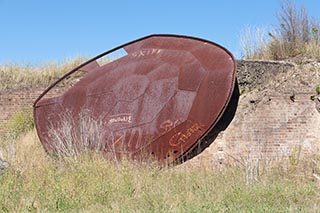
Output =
[{"x1": 34, "y1": 34, "x2": 236, "y2": 164}]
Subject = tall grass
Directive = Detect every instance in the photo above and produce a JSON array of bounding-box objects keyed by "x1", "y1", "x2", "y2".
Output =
[{"x1": 0, "y1": 130, "x2": 319, "y2": 212}]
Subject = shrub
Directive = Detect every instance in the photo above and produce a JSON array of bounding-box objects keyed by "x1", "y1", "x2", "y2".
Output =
[
  {"x1": 1, "y1": 108, "x2": 34, "y2": 142},
  {"x1": 241, "y1": 0, "x2": 320, "y2": 60}
]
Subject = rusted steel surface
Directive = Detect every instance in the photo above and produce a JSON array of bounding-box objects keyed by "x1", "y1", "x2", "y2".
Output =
[{"x1": 34, "y1": 34, "x2": 236, "y2": 164}]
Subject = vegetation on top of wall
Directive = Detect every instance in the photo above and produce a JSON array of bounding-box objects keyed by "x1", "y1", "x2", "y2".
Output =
[
  {"x1": 0, "y1": 57, "x2": 87, "y2": 91},
  {"x1": 241, "y1": 0, "x2": 320, "y2": 60}
]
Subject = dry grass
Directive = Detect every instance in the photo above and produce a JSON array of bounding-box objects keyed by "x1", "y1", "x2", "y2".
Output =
[
  {"x1": 47, "y1": 109, "x2": 105, "y2": 160},
  {"x1": 240, "y1": 25, "x2": 273, "y2": 59},
  {"x1": 0, "y1": 56, "x2": 87, "y2": 91},
  {"x1": 0, "y1": 128, "x2": 319, "y2": 212}
]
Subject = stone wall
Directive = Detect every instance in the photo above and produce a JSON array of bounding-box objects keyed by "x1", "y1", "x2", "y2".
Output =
[{"x1": 236, "y1": 60, "x2": 295, "y2": 89}]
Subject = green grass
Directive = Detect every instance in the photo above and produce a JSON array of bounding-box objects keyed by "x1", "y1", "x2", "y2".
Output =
[{"x1": 0, "y1": 131, "x2": 319, "y2": 212}]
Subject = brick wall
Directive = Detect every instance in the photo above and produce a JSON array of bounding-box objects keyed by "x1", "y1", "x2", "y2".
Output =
[
  {"x1": 0, "y1": 85, "x2": 68, "y2": 130},
  {"x1": 0, "y1": 89, "x2": 43, "y2": 125},
  {"x1": 190, "y1": 93, "x2": 320, "y2": 166}
]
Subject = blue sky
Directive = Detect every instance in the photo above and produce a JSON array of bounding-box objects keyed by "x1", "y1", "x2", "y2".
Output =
[{"x1": 0, "y1": 0, "x2": 319, "y2": 63}]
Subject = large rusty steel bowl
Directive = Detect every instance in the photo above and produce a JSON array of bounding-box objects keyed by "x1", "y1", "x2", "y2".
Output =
[{"x1": 34, "y1": 34, "x2": 236, "y2": 163}]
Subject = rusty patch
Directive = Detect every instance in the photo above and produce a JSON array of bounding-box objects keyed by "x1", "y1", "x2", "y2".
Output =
[{"x1": 33, "y1": 34, "x2": 236, "y2": 164}]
